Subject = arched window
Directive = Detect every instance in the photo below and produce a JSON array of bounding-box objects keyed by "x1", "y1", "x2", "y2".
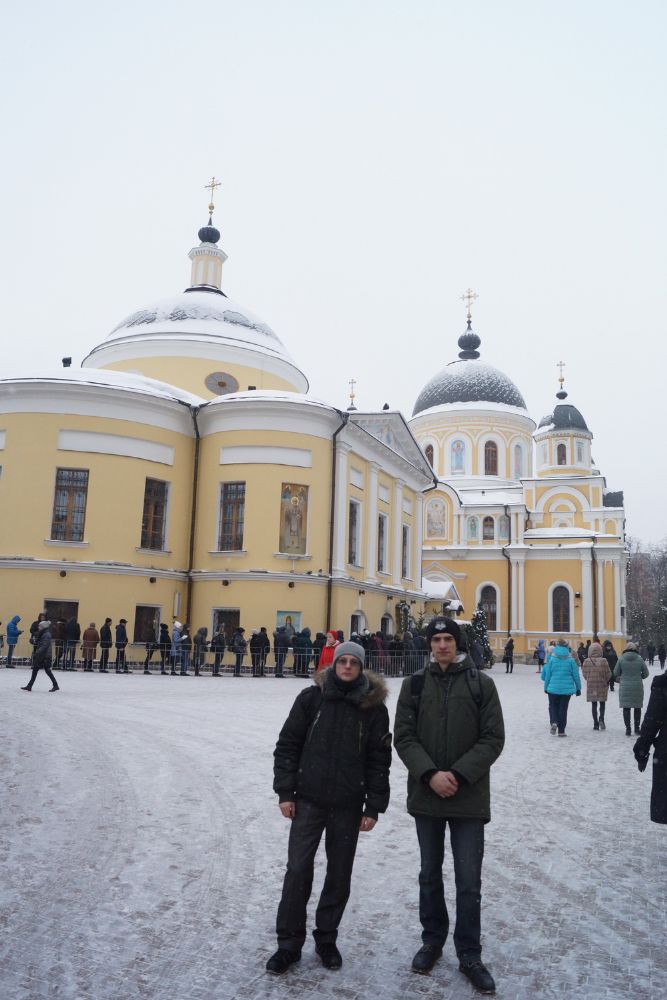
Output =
[
  {"x1": 451, "y1": 439, "x2": 465, "y2": 474},
  {"x1": 425, "y1": 444, "x2": 434, "y2": 467},
  {"x1": 482, "y1": 516, "x2": 495, "y2": 540},
  {"x1": 513, "y1": 443, "x2": 523, "y2": 480},
  {"x1": 498, "y1": 514, "x2": 510, "y2": 540},
  {"x1": 552, "y1": 586, "x2": 570, "y2": 632},
  {"x1": 557, "y1": 443, "x2": 567, "y2": 465},
  {"x1": 480, "y1": 586, "x2": 497, "y2": 631},
  {"x1": 467, "y1": 516, "x2": 479, "y2": 541},
  {"x1": 484, "y1": 441, "x2": 498, "y2": 476}
]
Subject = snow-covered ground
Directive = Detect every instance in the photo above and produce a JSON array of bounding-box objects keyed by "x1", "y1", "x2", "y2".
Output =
[{"x1": 1, "y1": 663, "x2": 664, "y2": 1000}]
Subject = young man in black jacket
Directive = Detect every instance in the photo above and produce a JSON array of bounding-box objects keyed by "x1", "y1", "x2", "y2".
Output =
[{"x1": 266, "y1": 642, "x2": 391, "y2": 975}]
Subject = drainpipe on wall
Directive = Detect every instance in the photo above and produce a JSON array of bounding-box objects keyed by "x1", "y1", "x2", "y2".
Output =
[
  {"x1": 591, "y1": 536, "x2": 599, "y2": 640},
  {"x1": 179, "y1": 402, "x2": 202, "y2": 624},
  {"x1": 326, "y1": 411, "x2": 349, "y2": 631},
  {"x1": 501, "y1": 504, "x2": 513, "y2": 637}
]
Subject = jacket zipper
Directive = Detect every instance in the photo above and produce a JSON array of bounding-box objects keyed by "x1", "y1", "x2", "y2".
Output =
[{"x1": 307, "y1": 709, "x2": 322, "y2": 743}]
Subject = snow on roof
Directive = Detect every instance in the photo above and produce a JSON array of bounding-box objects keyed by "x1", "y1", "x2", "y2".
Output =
[
  {"x1": 413, "y1": 360, "x2": 528, "y2": 416},
  {"x1": 411, "y1": 397, "x2": 533, "y2": 422},
  {"x1": 0, "y1": 367, "x2": 204, "y2": 405},
  {"x1": 205, "y1": 389, "x2": 333, "y2": 411},
  {"x1": 422, "y1": 579, "x2": 459, "y2": 599},
  {"x1": 524, "y1": 528, "x2": 617, "y2": 539},
  {"x1": 85, "y1": 289, "x2": 301, "y2": 368},
  {"x1": 458, "y1": 490, "x2": 522, "y2": 506}
]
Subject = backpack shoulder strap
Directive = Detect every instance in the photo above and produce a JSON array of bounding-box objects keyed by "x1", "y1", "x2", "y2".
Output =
[
  {"x1": 465, "y1": 665, "x2": 484, "y2": 706},
  {"x1": 410, "y1": 668, "x2": 426, "y2": 711}
]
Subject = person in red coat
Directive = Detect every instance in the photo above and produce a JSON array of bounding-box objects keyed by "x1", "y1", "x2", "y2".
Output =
[{"x1": 317, "y1": 631, "x2": 339, "y2": 671}]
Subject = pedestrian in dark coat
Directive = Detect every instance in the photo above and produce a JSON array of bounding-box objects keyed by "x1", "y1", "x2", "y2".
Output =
[
  {"x1": 266, "y1": 641, "x2": 391, "y2": 975},
  {"x1": 582, "y1": 641, "x2": 611, "y2": 730},
  {"x1": 647, "y1": 643, "x2": 656, "y2": 667},
  {"x1": 503, "y1": 637, "x2": 515, "y2": 673},
  {"x1": 99, "y1": 618, "x2": 112, "y2": 672},
  {"x1": 658, "y1": 643, "x2": 666, "y2": 670},
  {"x1": 259, "y1": 627, "x2": 271, "y2": 673},
  {"x1": 21, "y1": 622, "x2": 59, "y2": 692},
  {"x1": 293, "y1": 628, "x2": 313, "y2": 677},
  {"x1": 576, "y1": 642, "x2": 587, "y2": 666},
  {"x1": 633, "y1": 672, "x2": 667, "y2": 824},
  {"x1": 52, "y1": 619, "x2": 66, "y2": 669},
  {"x1": 64, "y1": 617, "x2": 81, "y2": 670},
  {"x1": 209, "y1": 627, "x2": 226, "y2": 676},
  {"x1": 193, "y1": 627, "x2": 208, "y2": 676},
  {"x1": 82, "y1": 623, "x2": 100, "y2": 671},
  {"x1": 250, "y1": 629, "x2": 264, "y2": 676},
  {"x1": 114, "y1": 619, "x2": 128, "y2": 673},
  {"x1": 158, "y1": 623, "x2": 171, "y2": 674},
  {"x1": 143, "y1": 621, "x2": 159, "y2": 673},
  {"x1": 603, "y1": 640, "x2": 618, "y2": 691},
  {"x1": 232, "y1": 627, "x2": 246, "y2": 677},
  {"x1": 273, "y1": 626, "x2": 289, "y2": 677},
  {"x1": 394, "y1": 617, "x2": 504, "y2": 992},
  {"x1": 614, "y1": 643, "x2": 649, "y2": 735},
  {"x1": 312, "y1": 631, "x2": 327, "y2": 666},
  {"x1": 6, "y1": 615, "x2": 23, "y2": 667}
]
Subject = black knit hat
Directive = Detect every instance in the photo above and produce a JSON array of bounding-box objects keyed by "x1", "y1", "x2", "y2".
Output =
[{"x1": 425, "y1": 617, "x2": 462, "y2": 648}]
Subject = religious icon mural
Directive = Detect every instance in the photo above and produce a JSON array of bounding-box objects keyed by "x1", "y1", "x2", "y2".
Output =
[
  {"x1": 513, "y1": 443, "x2": 523, "y2": 481},
  {"x1": 279, "y1": 483, "x2": 309, "y2": 554},
  {"x1": 499, "y1": 514, "x2": 510, "y2": 540},
  {"x1": 467, "y1": 516, "x2": 479, "y2": 541},
  {"x1": 451, "y1": 439, "x2": 465, "y2": 474},
  {"x1": 426, "y1": 498, "x2": 447, "y2": 537}
]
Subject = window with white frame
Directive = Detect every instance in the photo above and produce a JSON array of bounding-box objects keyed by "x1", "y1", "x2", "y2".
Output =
[
  {"x1": 377, "y1": 512, "x2": 388, "y2": 572},
  {"x1": 348, "y1": 499, "x2": 361, "y2": 565}
]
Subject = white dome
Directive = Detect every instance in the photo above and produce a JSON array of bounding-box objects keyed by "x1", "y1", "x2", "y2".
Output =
[{"x1": 82, "y1": 288, "x2": 308, "y2": 391}]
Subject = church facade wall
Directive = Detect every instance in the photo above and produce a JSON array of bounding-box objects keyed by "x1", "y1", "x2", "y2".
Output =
[{"x1": 103, "y1": 356, "x2": 299, "y2": 398}]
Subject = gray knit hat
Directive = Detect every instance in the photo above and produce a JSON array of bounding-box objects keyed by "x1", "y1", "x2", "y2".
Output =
[{"x1": 332, "y1": 641, "x2": 365, "y2": 669}]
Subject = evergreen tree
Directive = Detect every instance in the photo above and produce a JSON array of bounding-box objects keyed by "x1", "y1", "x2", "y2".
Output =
[{"x1": 471, "y1": 603, "x2": 493, "y2": 665}]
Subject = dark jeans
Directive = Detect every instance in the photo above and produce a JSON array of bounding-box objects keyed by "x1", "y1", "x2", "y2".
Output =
[
  {"x1": 275, "y1": 651, "x2": 286, "y2": 677},
  {"x1": 505, "y1": 657, "x2": 513, "y2": 673},
  {"x1": 234, "y1": 653, "x2": 244, "y2": 677},
  {"x1": 24, "y1": 662, "x2": 58, "y2": 690},
  {"x1": 99, "y1": 647, "x2": 110, "y2": 671},
  {"x1": 591, "y1": 701, "x2": 606, "y2": 725},
  {"x1": 276, "y1": 799, "x2": 361, "y2": 953},
  {"x1": 623, "y1": 707, "x2": 641, "y2": 732},
  {"x1": 548, "y1": 693, "x2": 571, "y2": 734},
  {"x1": 213, "y1": 652, "x2": 224, "y2": 674},
  {"x1": 7, "y1": 644, "x2": 16, "y2": 667},
  {"x1": 414, "y1": 815, "x2": 484, "y2": 962},
  {"x1": 115, "y1": 647, "x2": 127, "y2": 671},
  {"x1": 65, "y1": 640, "x2": 78, "y2": 670}
]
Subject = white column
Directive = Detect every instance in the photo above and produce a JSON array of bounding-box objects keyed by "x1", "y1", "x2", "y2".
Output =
[
  {"x1": 455, "y1": 513, "x2": 461, "y2": 545},
  {"x1": 366, "y1": 463, "x2": 380, "y2": 582},
  {"x1": 518, "y1": 559, "x2": 525, "y2": 631},
  {"x1": 581, "y1": 550, "x2": 593, "y2": 634},
  {"x1": 596, "y1": 559, "x2": 605, "y2": 634},
  {"x1": 332, "y1": 443, "x2": 350, "y2": 574},
  {"x1": 415, "y1": 493, "x2": 424, "y2": 583},
  {"x1": 613, "y1": 559, "x2": 622, "y2": 632},
  {"x1": 392, "y1": 480, "x2": 405, "y2": 585}
]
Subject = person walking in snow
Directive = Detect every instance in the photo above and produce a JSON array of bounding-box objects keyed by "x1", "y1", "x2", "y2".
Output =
[
  {"x1": 658, "y1": 642, "x2": 666, "y2": 671},
  {"x1": 21, "y1": 621, "x2": 59, "y2": 693},
  {"x1": 614, "y1": 642, "x2": 649, "y2": 736},
  {"x1": 534, "y1": 638, "x2": 546, "y2": 674},
  {"x1": 633, "y1": 670, "x2": 667, "y2": 824},
  {"x1": 602, "y1": 639, "x2": 618, "y2": 692},
  {"x1": 581, "y1": 641, "x2": 612, "y2": 731},
  {"x1": 503, "y1": 636, "x2": 514, "y2": 673},
  {"x1": 394, "y1": 617, "x2": 504, "y2": 993},
  {"x1": 266, "y1": 641, "x2": 391, "y2": 975},
  {"x1": 541, "y1": 638, "x2": 581, "y2": 736}
]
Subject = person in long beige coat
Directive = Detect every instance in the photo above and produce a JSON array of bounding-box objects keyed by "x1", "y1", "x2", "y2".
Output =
[
  {"x1": 81, "y1": 623, "x2": 100, "y2": 671},
  {"x1": 582, "y1": 641, "x2": 612, "y2": 731}
]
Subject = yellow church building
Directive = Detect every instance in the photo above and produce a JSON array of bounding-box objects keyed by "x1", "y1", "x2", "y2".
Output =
[
  {"x1": 410, "y1": 301, "x2": 627, "y2": 658},
  {"x1": 0, "y1": 200, "x2": 434, "y2": 655},
  {"x1": 0, "y1": 196, "x2": 626, "y2": 662}
]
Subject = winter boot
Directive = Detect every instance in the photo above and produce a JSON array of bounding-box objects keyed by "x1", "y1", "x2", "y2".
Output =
[
  {"x1": 316, "y1": 943, "x2": 342, "y2": 969},
  {"x1": 599, "y1": 719, "x2": 606, "y2": 730},
  {"x1": 265, "y1": 948, "x2": 301, "y2": 975},
  {"x1": 459, "y1": 960, "x2": 496, "y2": 994},
  {"x1": 411, "y1": 945, "x2": 443, "y2": 974}
]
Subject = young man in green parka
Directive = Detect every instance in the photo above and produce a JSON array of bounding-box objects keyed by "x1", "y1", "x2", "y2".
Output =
[{"x1": 394, "y1": 617, "x2": 505, "y2": 994}]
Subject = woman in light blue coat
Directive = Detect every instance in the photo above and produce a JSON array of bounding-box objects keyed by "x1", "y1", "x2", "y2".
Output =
[{"x1": 541, "y1": 639, "x2": 581, "y2": 736}]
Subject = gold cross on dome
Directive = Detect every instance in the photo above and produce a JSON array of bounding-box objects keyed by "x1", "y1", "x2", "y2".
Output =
[
  {"x1": 460, "y1": 288, "x2": 478, "y2": 321},
  {"x1": 205, "y1": 176, "x2": 222, "y2": 214},
  {"x1": 557, "y1": 360, "x2": 566, "y2": 388},
  {"x1": 349, "y1": 378, "x2": 356, "y2": 406}
]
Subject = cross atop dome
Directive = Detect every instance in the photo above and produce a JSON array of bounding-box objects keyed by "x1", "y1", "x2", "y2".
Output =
[
  {"x1": 460, "y1": 287, "x2": 478, "y2": 326},
  {"x1": 205, "y1": 176, "x2": 221, "y2": 218},
  {"x1": 457, "y1": 287, "x2": 481, "y2": 359},
  {"x1": 556, "y1": 360, "x2": 568, "y2": 399},
  {"x1": 188, "y1": 175, "x2": 227, "y2": 290}
]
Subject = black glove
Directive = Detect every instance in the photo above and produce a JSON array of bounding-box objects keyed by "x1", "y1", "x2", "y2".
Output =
[
  {"x1": 575, "y1": 690, "x2": 581, "y2": 697},
  {"x1": 635, "y1": 754, "x2": 649, "y2": 773}
]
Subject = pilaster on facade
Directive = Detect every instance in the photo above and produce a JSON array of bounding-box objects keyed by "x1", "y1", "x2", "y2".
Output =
[
  {"x1": 332, "y1": 442, "x2": 351, "y2": 574},
  {"x1": 580, "y1": 549, "x2": 593, "y2": 634},
  {"x1": 392, "y1": 479, "x2": 405, "y2": 585},
  {"x1": 365, "y1": 462, "x2": 381, "y2": 583},
  {"x1": 613, "y1": 558, "x2": 622, "y2": 633}
]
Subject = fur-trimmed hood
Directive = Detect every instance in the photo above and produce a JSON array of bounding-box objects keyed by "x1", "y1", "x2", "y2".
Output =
[{"x1": 313, "y1": 667, "x2": 389, "y2": 709}]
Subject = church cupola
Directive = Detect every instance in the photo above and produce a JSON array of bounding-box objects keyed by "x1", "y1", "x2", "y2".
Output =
[
  {"x1": 534, "y1": 364, "x2": 593, "y2": 477},
  {"x1": 187, "y1": 176, "x2": 228, "y2": 293}
]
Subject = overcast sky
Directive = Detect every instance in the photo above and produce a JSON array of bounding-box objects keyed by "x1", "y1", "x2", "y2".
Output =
[{"x1": 2, "y1": 1, "x2": 665, "y2": 543}]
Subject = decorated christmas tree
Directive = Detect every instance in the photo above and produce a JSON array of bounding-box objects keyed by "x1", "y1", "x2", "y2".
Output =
[{"x1": 471, "y1": 603, "x2": 493, "y2": 665}]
